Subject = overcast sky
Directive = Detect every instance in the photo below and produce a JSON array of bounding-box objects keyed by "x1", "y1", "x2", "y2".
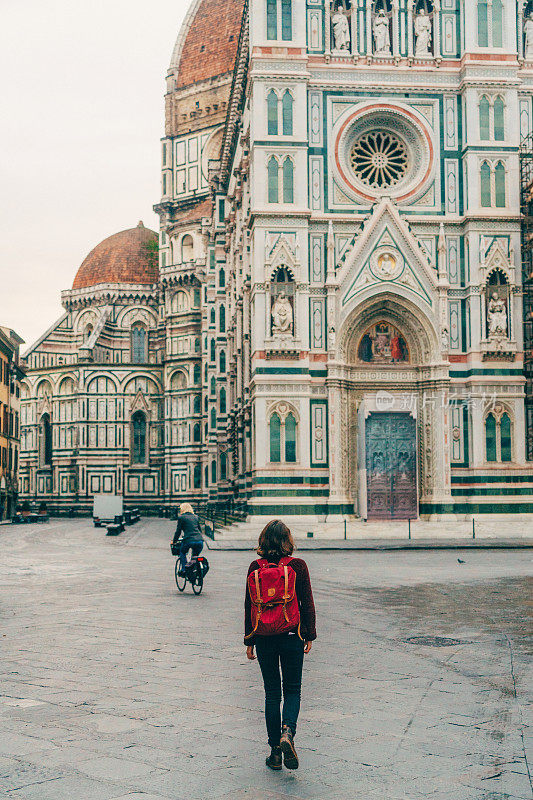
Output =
[{"x1": 1, "y1": 0, "x2": 189, "y2": 349}]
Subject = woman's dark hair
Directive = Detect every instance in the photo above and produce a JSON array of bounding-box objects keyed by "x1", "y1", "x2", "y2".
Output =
[{"x1": 257, "y1": 519, "x2": 294, "y2": 560}]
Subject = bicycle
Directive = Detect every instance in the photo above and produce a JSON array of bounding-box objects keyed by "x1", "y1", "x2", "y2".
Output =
[{"x1": 173, "y1": 547, "x2": 209, "y2": 594}]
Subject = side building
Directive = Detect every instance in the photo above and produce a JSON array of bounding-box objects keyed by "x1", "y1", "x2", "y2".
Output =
[
  {"x1": 0, "y1": 327, "x2": 25, "y2": 519},
  {"x1": 19, "y1": 224, "x2": 166, "y2": 511}
]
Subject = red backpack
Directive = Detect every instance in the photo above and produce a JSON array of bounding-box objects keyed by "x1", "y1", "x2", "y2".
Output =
[{"x1": 246, "y1": 556, "x2": 300, "y2": 638}]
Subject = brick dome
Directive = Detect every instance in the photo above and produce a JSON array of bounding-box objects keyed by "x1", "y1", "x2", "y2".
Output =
[
  {"x1": 72, "y1": 222, "x2": 158, "y2": 290},
  {"x1": 170, "y1": 0, "x2": 244, "y2": 89}
]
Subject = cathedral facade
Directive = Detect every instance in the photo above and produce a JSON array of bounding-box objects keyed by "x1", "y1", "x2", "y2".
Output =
[{"x1": 19, "y1": 0, "x2": 533, "y2": 519}]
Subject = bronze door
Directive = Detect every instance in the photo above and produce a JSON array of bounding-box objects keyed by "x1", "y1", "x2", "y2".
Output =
[{"x1": 365, "y1": 413, "x2": 417, "y2": 520}]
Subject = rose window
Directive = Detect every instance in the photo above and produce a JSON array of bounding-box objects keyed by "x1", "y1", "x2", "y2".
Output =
[{"x1": 349, "y1": 131, "x2": 409, "y2": 190}]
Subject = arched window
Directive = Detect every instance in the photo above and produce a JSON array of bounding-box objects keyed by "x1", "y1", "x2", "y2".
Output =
[
  {"x1": 281, "y1": 0, "x2": 292, "y2": 39},
  {"x1": 492, "y1": 0, "x2": 503, "y2": 47},
  {"x1": 193, "y1": 287, "x2": 201, "y2": 307},
  {"x1": 285, "y1": 413, "x2": 296, "y2": 462},
  {"x1": 205, "y1": 464, "x2": 209, "y2": 486},
  {"x1": 282, "y1": 91, "x2": 293, "y2": 136},
  {"x1": 193, "y1": 363, "x2": 201, "y2": 384},
  {"x1": 270, "y1": 413, "x2": 281, "y2": 462},
  {"x1": 193, "y1": 395, "x2": 201, "y2": 414},
  {"x1": 485, "y1": 413, "x2": 497, "y2": 462},
  {"x1": 269, "y1": 407, "x2": 298, "y2": 463},
  {"x1": 494, "y1": 161, "x2": 506, "y2": 207},
  {"x1": 211, "y1": 406, "x2": 216, "y2": 429},
  {"x1": 194, "y1": 337, "x2": 201, "y2": 353},
  {"x1": 219, "y1": 267, "x2": 225, "y2": 288},
  {"x1": 172, "y1": 291, "x2": 189, "y2": 312},
  {"x1": 219, "y1": 305, "x2": 226, "y2": 332},
  {"x1": 500, "y1": 412, "x2": 512, "y2": 461},
  {"x1": 204, "y1": 363, "x2": 208, "y2": 381},
  {"x1": 267, "y1": 90, "x2": 278, "y2": 135},
  {"x1": 480, "y1": 162, "x2": 491, "y2": 208},
  {"x1": 194, "y1": 463, "x2": 202, "y2": 488},
  {"x1": 210, "y1": 338, "x2": 216, "y2": 362},
  {"x1": 181, "y1": 234, "x2": 194, "y2": 262},
  {"x1": 494, "y1": 97, "x2": 505, "y2": 140},
  {"x1": 211, "y1": 459, "x2": 217, "y2": 484},
  {"x1": 220, "y1": 387, "x2": 227, "y2": 413},
  {"x1": 267, "y1": 0, "x2": 277, "y2": 39},
  {"x1": 210, "y1": 376, "x2": 216, "y2": 396},
  {"x1": 479, "y1": 96, "x2": 490, "y2": 140},
  {"x1": 282, "y1": 157, "x2": 294, "y2": 203},
  {"x1": 204, "y1": 395, "x2": 208, "y2": 412},
  {"x1": 131, "y1": 326, "x2": 147, "y2": 363},
  {"x1": 220, "y1": 452, "x2": 227, "y2": 480},
  {"x1": 40, "y1": 413, "x2": 52, "y2": 467},
  {"x1": 193, "y1": 422, "x2": 201, "y2": 442},
  {"x1": 132, "y1": 411, "x2": 147, "y2": 464},
  {"x1": 210, "y1": 308, "x2": 216, "y2": 325},
  {"x1": 478, "y1": 0, "x2": 488, "y2": 47},
  {"x1": 219, "y1": 350, "x2": 226, "y2": 373},
  {"x1": 268, "y1": 156, "x2": 279, "y2": 203}
]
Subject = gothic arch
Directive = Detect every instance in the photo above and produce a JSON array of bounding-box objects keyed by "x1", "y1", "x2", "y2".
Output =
[{"x1": 338, "y1": 293, "x2": 440, "y2": 365}]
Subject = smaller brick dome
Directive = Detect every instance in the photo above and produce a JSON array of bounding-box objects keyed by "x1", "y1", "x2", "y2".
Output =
[{"x1": 72, "y1": 222, "x2": 158, "y2": 290}]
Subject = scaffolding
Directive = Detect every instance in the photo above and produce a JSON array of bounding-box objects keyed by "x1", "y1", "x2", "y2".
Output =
[{"x1": 519, "y1": 133, "x2": 533, "y2": 459}]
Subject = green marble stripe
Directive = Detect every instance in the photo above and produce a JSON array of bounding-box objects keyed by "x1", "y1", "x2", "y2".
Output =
[
  {"x1": 252, "y1": 489, "x2": 331, "y2": 498},
  {"x1": 248, "y1": 503, "x2": 354, "y2": 515},
  {"x1": 253, "y1": 476, "x2": 330, "y2": 485},
  {"x1": 452, "y1": 487, "x2": 533, "y2": 497},
  {"x1": 450, "y1": 368, "x2": 523, "y2": 377},
  {"x1": 420, "y1": 502, "x2": 533, "y2": 514},
  {"x1": 451, "y1": 474, "x2": 533, "y2": 484}
]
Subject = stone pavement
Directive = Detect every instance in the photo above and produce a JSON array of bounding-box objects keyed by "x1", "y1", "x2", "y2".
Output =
[{"x1": 0, "y1": 518, "x2": 532, "y2": 800}]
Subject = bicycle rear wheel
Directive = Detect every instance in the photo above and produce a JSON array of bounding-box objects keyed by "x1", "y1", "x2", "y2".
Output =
[
  {"x1": 175, "y1": 559, "x2": 186, "y2": 592},
  {"x1": 192, "y1": 563, "x2": 203, "y2": 595}
]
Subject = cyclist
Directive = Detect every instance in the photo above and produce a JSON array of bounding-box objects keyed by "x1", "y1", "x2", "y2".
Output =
[{"x1": 172, "y1": 502, "x2": 204, "y2": 577}]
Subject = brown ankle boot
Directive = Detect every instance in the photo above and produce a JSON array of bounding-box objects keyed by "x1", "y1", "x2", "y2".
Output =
[
  {"x1": 280, "y1": 725, "x2": 298, "y2": 769},
  {"x1": 265, "y1": 745, "x2": 282, "y2": 770}
]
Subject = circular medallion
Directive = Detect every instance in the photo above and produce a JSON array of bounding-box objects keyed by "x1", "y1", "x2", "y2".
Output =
[
  {"x1": 370, "y1": 247, "x2": 403, "y2": 281},
  {"x1": 333, "y1": 103, "x2": 435, "y2": 204}
]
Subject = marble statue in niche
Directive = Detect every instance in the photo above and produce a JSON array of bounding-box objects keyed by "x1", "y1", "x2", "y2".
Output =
[
  {"x1": 487, "y1": 292, "x2": 508, "y2": 338},
  {"x1": 415, "y1": 8, "x2": 432, "y2": 55},
  {"x1": 525, "y1": 14, "x2": 533, "y2": 59},
  {"x1": 331, "y1": 3, "x2": 351, "y2": 50},
  {"x1": 373, "y1": 10, "x2": 391, "y2": 55},
  {"x1": 271, "y1": 292, "x2": 293, "y2": 335}
]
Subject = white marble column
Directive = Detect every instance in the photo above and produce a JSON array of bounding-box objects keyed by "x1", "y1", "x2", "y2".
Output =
[
  {"x1": 366, "y1": 0, "x2": 373, "y2": 58},
  {"x1": 326, "y1": 0, "x2": 331, "y2": 54},
  {"x1": 392, "y1": 0, "x2": 400, "y2": 58},
  {"x1": 433, "y1": 1, "x2": 441, "y2": 60},
  {"x1": 351, "y1": 1, "x2": 358, "y2": 56},
  {"x1": 518, "y1": 2, "x2": 525, "y2": 61},
  {"x1": 407, "y1": 0, "x2": 414, "y2": 58}
]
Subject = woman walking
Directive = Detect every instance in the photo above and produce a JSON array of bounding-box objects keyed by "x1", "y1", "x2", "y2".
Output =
[
  {"x1": 245, "y1": 520, "x2": 316, "y2": 771},
  {"x1": 172, "y1": 502, "x2": 203, "y2": 576}
]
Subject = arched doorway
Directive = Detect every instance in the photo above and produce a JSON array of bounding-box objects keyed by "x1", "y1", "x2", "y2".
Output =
[{"x1": 335, "y1": 294, "x2": 449, "y2": 520}]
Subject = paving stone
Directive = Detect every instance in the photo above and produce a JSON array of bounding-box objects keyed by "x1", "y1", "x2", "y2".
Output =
[
  {"x1": 76, "y1": 755, "x2": 161, "y2": 780},
  {"x1": 6, "y1": 775, "x2": 122, "y2": 799},
  {"x1": 0, "y1": 519, "x2": 531, "y2": 800}
]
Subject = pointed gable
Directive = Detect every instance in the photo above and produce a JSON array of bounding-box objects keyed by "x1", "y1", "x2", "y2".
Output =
[{"x1": 338, "y1": 199, "x2": 439, "y2": 311}]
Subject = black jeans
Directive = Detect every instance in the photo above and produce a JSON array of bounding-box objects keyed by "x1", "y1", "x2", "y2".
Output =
[{"x1": 255, "y1": 633, "x2": 305, "y2": 747}]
